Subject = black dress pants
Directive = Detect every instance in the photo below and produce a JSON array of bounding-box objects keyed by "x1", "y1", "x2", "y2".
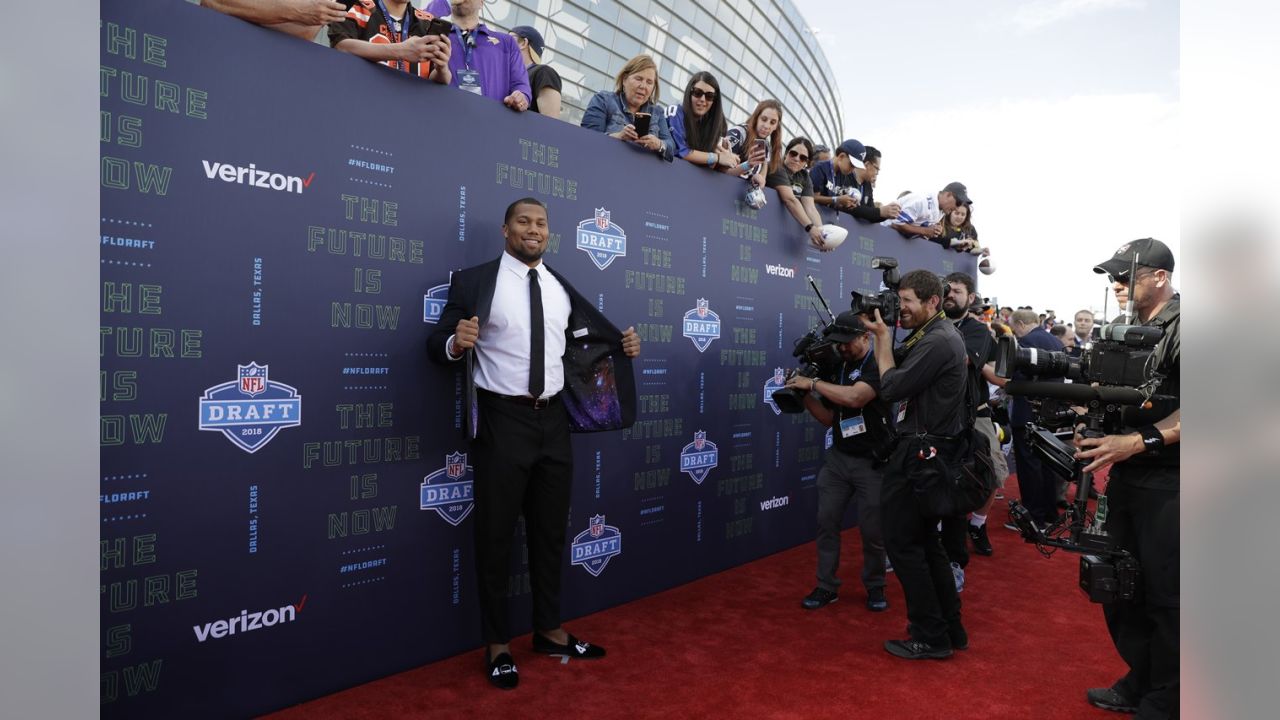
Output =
[
  {"x1": 1102, "y1": 466, "x2": 1180, "y2": 719},
  {"x1": 472, "y1": 392, "x2": 573, "y2": 644},
  {"x1": 880, "y1": 441, "x2": 963, "y2": 647}
]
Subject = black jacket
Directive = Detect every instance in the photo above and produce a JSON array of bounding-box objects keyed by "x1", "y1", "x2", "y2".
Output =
[{"x1": 427, "y1": 256, "x2": 637, "y2": 438}]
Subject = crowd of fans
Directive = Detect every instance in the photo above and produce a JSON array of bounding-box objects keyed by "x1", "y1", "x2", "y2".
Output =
[{"x1": 199, "y1": 0, "x2": 995, "y2": 262}]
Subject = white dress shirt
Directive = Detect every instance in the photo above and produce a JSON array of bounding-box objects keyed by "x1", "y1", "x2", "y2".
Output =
[{"x1": 450, "y1": 251, "x2": 571, "y2": 399}]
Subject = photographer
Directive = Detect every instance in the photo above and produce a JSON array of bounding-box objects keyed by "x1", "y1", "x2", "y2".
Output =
[
  {"x1": 783, "y1": 312, "x2": 894, "y2": 613},
  {"x1": 939, "y1": 273, "x2": 1001, "y2": 572},
  {"x1": 860, "y1": 270, "x2": 969, "y2": 660},
  {"x1": 1079, "y1": 239, "x2": 1180, "y2": 718}
]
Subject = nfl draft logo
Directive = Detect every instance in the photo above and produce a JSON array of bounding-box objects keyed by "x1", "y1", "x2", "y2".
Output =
[
  {"x1": 762, "y1": 367, "x2": 788, "y2": 415},
  {"x1": 682, "y1": 298, "x2": 721, "y2": 352},
  {"x1": 422, "y1": 282, "x2": 450, "y2": 323},
  {"x1": 198, "y1": 363, "x2": 302, "y2": 453},
  {"x1": 570, "y1": 514, "x2": 622, "y2": 577},
  {"x1": 420, "y1": 452, "x2": 475, "y2": 526},
  {"x1": 680, "y1": 430, "x2": 719, "y2": 484},
  {"x1": 576, "y1": 208, "x2": 627, "y2": 270}
]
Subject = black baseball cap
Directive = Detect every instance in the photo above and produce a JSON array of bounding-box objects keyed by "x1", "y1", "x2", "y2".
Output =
[
  {"x1": 824, "y1": 311, "x2": 867, "y2": 342},
  {"x1": 510, "y1": 26, "x2": 545, "y2": 64},
  {"x1": 1093, "y1": 237, "x2": 1175, "y2": 280},
  {"x1": 942, "y1": 181, "x2": 972, "y2": 205}
]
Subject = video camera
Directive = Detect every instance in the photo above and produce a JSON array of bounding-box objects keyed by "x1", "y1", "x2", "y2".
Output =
[
  {"x1": 995, "y1": 323, "x2": 1164, "y2": 388},
  {"x1": 773, "y1": 276, "x2": 846, "y2": 414},
  {"x1": 850, "y1": 257, "x2": 901, "y2": 326},
  {"x1": 993, "y1": 322, "x2": 1171, "y2": 603}
]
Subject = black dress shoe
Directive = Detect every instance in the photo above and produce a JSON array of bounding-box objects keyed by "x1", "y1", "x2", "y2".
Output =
[
  {"x1": 1085, "y1": 687, "x2": 1138, "y2": 713},
  {"x1": 967, "y1": 523, "x2": 994, "y2": 556},
  {"x1": 532, "y1": 632, "x2": 606, "y2": 659},
  {"x1": 801, "y1": 587, "x2": 838, "y2": 610},
  {"x1": 484, "y1": 650, "x2": 519, "y2": 690},
  {"x1": 884, "y1": 638, "x2": 953, "y2": 660},
  {"x1": 949, "y1": 625, "x2": 969, "y2": 651}
]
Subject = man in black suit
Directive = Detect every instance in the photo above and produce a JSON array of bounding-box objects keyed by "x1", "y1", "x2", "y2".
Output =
[
  {"x1": 1004, "y1": 309, "x2": 1065, "y2": 526},
  {"x1": 427, "y1": 197, "x2": 641, "y2": 690}
]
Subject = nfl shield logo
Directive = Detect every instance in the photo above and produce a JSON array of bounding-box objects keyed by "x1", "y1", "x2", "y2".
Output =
[
  {"x1": 420, "y1": 452, "x2": 475, "y2": 526},
  {"x1": 238, "y1": 363, "x2": 267, "y2": 397},
  {"x1": 679, "y1": 430, "x2": 719, "y2": 485},
  {"x1": 762, "y1": 367, "x2": 788, "y2": 416},
  {"x1": 446, "y1": 451, "x2": 466, "y2": 479},
  {"x1": 681, "y1": 299, "x2": 721, "y2": 353},
  {"x1": 571, "y1": 514, "x2": 622, "y2": 577},
  {"x1": 576, "y1": 207, "x2": 627, "y2": 271}
]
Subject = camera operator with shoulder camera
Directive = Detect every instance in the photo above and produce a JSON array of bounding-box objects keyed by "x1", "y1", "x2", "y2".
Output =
[
  {"x1": 1078, "y1": 239, "x2": 1181, "y2": 718},
  {"x1": 860, "y1": 270, "x2": 969, "y2": 660},
  {"x1": 783, "y1": 312, "x2": 895, "y2": 613}
]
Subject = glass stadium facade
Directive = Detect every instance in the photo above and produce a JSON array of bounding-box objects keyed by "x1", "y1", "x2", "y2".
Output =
[{"x1": 477, "y1": 0, "x2": 844, "y2": 149}]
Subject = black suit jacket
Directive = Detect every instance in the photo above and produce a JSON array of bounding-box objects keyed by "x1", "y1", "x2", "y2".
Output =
[{"x1": 427, "y1": 256, "x2": 637, "y2": 438}]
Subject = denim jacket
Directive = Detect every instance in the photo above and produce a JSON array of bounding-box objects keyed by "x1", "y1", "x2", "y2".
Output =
[{"x1": 580, "y1": 90, "x2": 675, "y2": 162}]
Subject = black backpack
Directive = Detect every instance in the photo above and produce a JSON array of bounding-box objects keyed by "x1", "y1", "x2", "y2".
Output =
[{"x1": 910, "y1": 348, "x2": 999, "y2": 517}]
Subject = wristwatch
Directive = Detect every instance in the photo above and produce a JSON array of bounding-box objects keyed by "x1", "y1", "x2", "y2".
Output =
[{"x1": 804, "y1": 223, "x2": 814, "y2": 232}]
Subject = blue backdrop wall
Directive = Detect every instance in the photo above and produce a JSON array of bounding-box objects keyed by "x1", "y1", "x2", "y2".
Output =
[{"x1": 99, "y1": 2, "x2": 977, "y2": 716}]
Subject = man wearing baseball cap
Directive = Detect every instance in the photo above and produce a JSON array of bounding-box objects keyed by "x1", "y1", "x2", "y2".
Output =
[
  {"x1": 510, "y1": 25, "x2": 562, "y2": 118},
  {"x1": 811, "y1": 140, "x2": 900, "y2": 223},
  {"x1": 1078, "y1": 237, "x2": 1180, "y2": 718},
  {"x1": 783, "y1": 311, "x2": 895, "y2": 614},
  {"x1": 886, "y1": 181, "x2": 971, "y2": 241}
]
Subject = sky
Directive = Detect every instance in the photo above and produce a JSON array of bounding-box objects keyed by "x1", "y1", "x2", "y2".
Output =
[{"x1": 792, "y1": 0, "x2": 1179, "y2": 321}]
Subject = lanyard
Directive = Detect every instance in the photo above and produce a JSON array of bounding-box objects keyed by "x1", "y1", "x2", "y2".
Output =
[
  {"x1": 374, "y1": 0, "x2": 410, "y2": 72},
  {"x1": 454, "y1": 25, "x2": 478, "y2": 69},
  {"x1": 374, "y1": 0, "x2": 409, "y2": 42}
]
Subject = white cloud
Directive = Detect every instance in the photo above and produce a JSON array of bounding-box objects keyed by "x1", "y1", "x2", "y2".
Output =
[
  {"x1": 1010, "y1": 0, "x2": 1146, "y2": 32},
  {"x1": 860, "y1": 93, "x2": 1179, "y2": 318}
]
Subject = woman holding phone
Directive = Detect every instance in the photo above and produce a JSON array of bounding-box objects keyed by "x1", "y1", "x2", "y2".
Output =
[
  {"x1": 725, "y1": 99, "x2": 784, "y2": 188},
  {"x1": 667, "y1": 72, "x2": 736, "y2": 171},
  {"x1": 580, "y1": 54, "x2": 675, "y2": 161}
]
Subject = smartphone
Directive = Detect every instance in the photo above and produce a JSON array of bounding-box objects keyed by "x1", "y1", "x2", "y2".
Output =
[
  {"x1": 752, "y1": 138, "x2": 768, "y2": 154},
  {"x1": 424, "y1": 18, "x2": 453, "y2": 36},
  {"x1": 633, "y1": 112, "x2": 651, "y2": 137}
]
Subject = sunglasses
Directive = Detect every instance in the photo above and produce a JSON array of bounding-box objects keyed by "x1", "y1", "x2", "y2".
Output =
[
  {"x1": 786, "y1": 149, "x2": 810, "y2": 161},
  {"x1": 1109, "y1": 269, "x2": 1157, "y2": 286},
  {"x1": 690, "y1": 88, "x2": 716, "y2": 101}
]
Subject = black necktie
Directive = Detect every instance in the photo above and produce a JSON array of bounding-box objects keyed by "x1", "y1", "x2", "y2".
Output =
[{"x1": 528, "y1": 268, "x2": 545, "y2": 399}]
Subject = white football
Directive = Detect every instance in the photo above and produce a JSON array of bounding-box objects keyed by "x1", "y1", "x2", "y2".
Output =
[
  {"x1": 979, "y1": 257, "x2": 996, "y2": 275},
  {"x1": 820, "y1": 224, "x2": 848, "y2": 249}
]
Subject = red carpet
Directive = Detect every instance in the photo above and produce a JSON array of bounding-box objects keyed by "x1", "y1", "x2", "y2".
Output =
[{"x1": 266, "y1": 482, "x2": 1126, "y2": 719}]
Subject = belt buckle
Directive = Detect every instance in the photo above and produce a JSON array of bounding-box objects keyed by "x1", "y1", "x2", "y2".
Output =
[{"x1": 532, "y1": 396, "x2": 549, "y2": 410}]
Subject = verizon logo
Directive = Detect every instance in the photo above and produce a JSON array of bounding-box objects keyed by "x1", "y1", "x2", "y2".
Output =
[
  {"x1": 201, "y1": 160, "x2": 314, "y2": 194},
  {"x1": 765, "y1": 264, "x2": 796, "y2": 279},
  {"x1": 760, "y1": 495, "x2": 790, "y2": 511},
  {"x1": 192, "y1": 594, "x2": 306, "y2": 642}
]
